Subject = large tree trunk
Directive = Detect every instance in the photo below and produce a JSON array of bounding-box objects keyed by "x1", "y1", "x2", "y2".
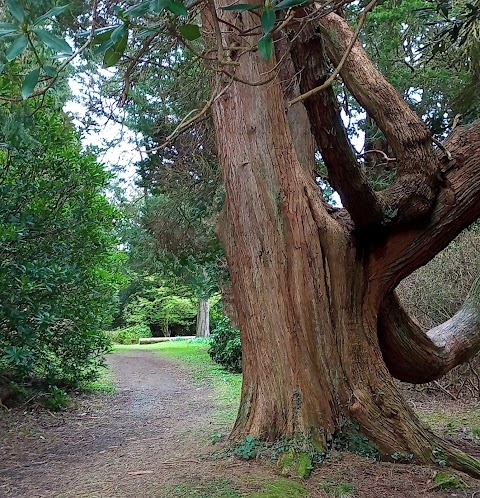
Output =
[
  {"x1": 204, "y1": 3, "x2": 480, "y2": 478},
  {"x1": 196, "y1": 298, "x2": 210, "y2": 337},
  {"x1": 220, "y1": 284, "x2": 239, "y2": 328}
]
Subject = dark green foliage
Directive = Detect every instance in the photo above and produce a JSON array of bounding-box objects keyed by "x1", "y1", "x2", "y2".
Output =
[
  {"x1": 234, "y1": 435, "x2": 260, "y2": 459},
  {"x1": 332, "y1": 421, "x2": 380, "y2": 460},
  {"x1": 208, "y1": 317, "x2": 242, "y2": 373},
  {"x1": 104, "y1": 324, "x2": 152, "y2": 344},
  {"x1": 0, "y1": 0, "x2": 75, "y2": 100},
  {"x1": 0, "y1": 98, "x2": 121, "y2": 392},
  {"x1": 43, "y1": 385, "x2": 69, "y2": 411}
]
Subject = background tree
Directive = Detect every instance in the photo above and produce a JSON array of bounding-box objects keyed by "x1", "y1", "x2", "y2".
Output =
[
  {"x1": 111, "y1": 48, "x2": 226, "y2": 337},
  {"x1": 111, "y1": 192, "x2": 224, "y2": 338},
  {"x1": 122, "y1": 276, "x2": 197, "y2": 336}
]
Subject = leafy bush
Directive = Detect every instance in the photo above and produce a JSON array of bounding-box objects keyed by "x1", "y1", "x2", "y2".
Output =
[
  {"x1": 208, "y1": 317, "x2": 242, "y2": 373},
  {"x1": 0, "y1": 97, "x2": 121, "y2": 392},
  {"x1": 43, "y1": 385, "x2": 69, "y2": 411},
  {"x1": 105, "y1": 324, "x2": 151, "y2": 344}
]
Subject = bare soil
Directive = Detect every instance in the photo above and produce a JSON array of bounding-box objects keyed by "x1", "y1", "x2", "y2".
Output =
[{"x1": 1, "y1": 350, "x2": 480, "y2": 498}]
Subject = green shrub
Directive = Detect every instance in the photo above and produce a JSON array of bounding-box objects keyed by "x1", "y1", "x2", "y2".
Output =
[
  {"x1": 105, "y1": 324, "x2": 151, "y2": 344},
  {"x1": 43, "y1": 385, "x2": 69, "y2": 411},
  {"x1": 0, "y1": 102, "x2": 120, "y2": 391},
  {"x1": 208, "y1": 317, "x2": 242, "y2": 373}
]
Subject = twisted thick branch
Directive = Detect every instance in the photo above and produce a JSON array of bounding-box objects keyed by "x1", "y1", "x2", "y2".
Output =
[
  {"x1": 379, "y1": 277, "x2": 480, "y2": 384},
  {"x1": 320, "y1": 13, "x2": 439, "y2": 226},
  {"x1": 372, "y1": 121, "x2": 480, "y2": 383},
  {"x1": 289, "y1": 21, "x2": 384, "y2": 228},
  {"x1": 369, "y1": 120, "x2": 480, "y2": 292}
]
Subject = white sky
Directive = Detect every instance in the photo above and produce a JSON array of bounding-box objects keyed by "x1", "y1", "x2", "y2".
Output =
[{"x1": 64, "y1": 78, "x2": 142, "y2": 196}]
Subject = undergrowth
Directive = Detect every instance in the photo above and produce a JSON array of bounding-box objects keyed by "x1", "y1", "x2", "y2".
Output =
[{"x1": 0, "y1": 362, "x2": 114, "y2": 410}]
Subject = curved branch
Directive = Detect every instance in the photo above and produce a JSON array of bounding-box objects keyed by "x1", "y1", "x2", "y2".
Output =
[
  {"x1": 378, "y1": 276, "x2": 480, "y2": 384},
  {"x1": 369, "y1": 120, "x2": 480, "y2": 293},
  {"x1": 320, "y1": 13, "x2": 439, "y2": 225},
  {"x1": 289, "y1": 0, "x2": 377, "y2": 106},
  {"x1": 289, "y1": 21, "x2": 384, "y2": 228}
]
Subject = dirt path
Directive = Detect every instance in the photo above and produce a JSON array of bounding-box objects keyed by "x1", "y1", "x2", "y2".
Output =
[
  {"x1": 0, "y1": 350, "x2": 215, "y2": 498},
  {"x1": 2, "y1": 350, "x2": 480, "y2": 498}
]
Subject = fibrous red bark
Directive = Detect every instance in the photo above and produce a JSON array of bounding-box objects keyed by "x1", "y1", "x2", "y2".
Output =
[{"x1": 201, "y1": 0, "x2": 480, "y2": 478}]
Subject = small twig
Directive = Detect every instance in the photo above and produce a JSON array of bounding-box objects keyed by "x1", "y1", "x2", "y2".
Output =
[
  {"x1": 432, "y1": 137, "x2": 452, "y2": 160},
  {"x1": 468, "y1": 362, "x2": 480, "y2": 394},
  {"x1": 433, "y1": 380, "x2": 458, "y2": 400},
  {"x1": 18, "y1": 393, "x2": 44, "y2": 408},
  {"x1": 289, "y1": 0, "x2": 378, "y2": 106},
  {"x1": 358, "y1": 149, "x2": 397, "y2": 162},
  {"x1": 145, "y1": 76, "x2": 230, "y2": 152},
  {"x1": 215, "y1": 38, "x2": 290, "y2": 87},
  {"x1": 209, "y1": 0, "x2": 225, "y2": 62},
  {"x1": 217, "y1": 65, "x2": 278, "y2": 86},
  {"x1": 120, "y1": 34, "x2": 158, "y2": 107},
  {"x1": 271, "y1": 12, "x2": 295, "y2": 36},
  {"x1": 157, "y1": 459, "x2": 203, "y2": 465}
]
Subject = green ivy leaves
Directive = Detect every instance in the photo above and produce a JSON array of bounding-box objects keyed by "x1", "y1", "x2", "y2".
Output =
[
  {"x1": 103, "y1": 25, "x2": 129, "y2": 68},
  {"x1": 274, "y1": 0, "x2": 310, "y2": 9},
  {"x1": 261, "y1": 9, "x2": 276, "y2": 34},
  {"x1": 33, "y1": 5, "x2": 70, "y2": 26}
]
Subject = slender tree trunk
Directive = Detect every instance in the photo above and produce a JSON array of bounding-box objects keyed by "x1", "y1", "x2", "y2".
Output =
[
  {"x1": 220, "y1": 284, "x2": 239, "y2": 328},
  {"x1": 196, "y1": 298, "x2": 210, "y2": 337}
]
